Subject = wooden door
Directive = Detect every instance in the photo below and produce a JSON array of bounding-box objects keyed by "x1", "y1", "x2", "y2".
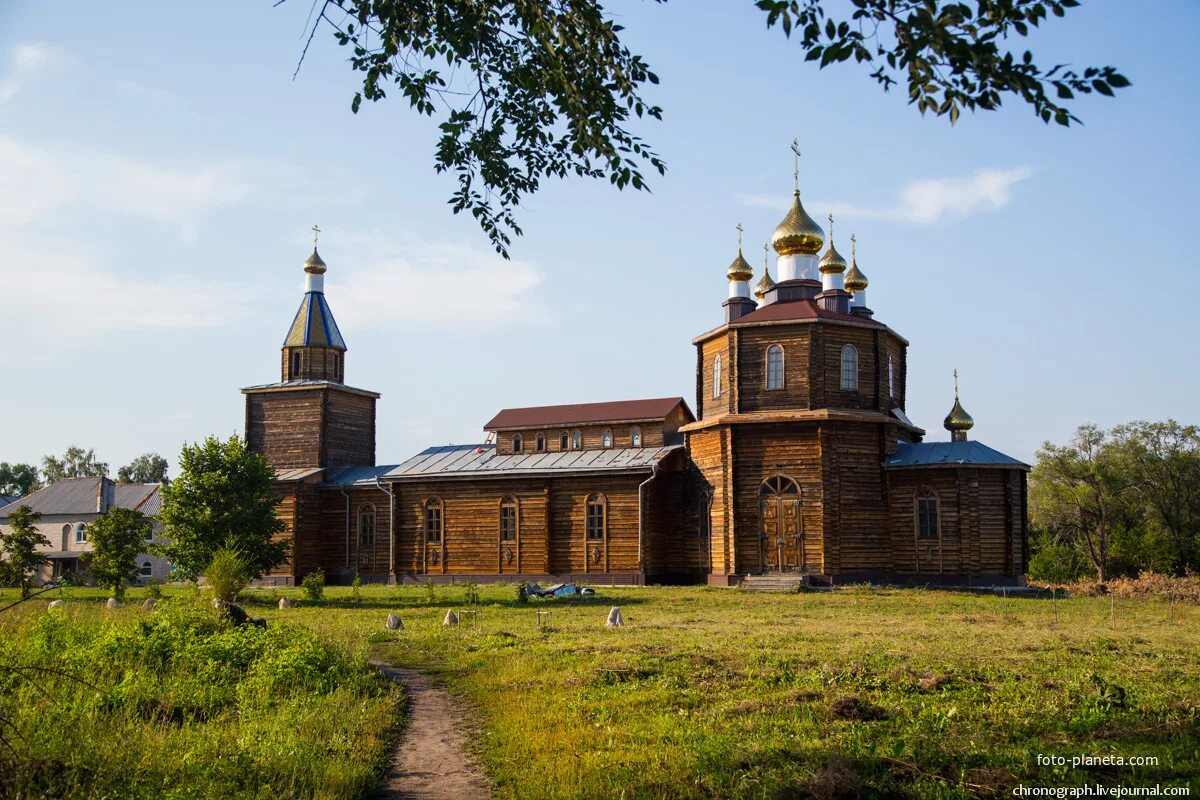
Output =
[
  {"x1": 759, "y1": 476, "x2": 802, "y2": 573},
  {"x1": 761, "y1": 498, "x2": 780, "y2": 571}
]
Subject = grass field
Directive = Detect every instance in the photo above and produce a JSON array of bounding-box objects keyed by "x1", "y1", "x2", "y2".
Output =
[{"x1": 3, "y1": 583, "x2": 1198, "y2": 799}]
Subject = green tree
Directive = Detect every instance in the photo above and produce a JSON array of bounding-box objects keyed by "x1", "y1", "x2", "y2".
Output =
[
  {"x1": 158, "y1": 435, "x2": 287, "y2": 580},
  {"x1": 0, "y1": 505, "x2": 50, "y2": 598},
  {"x1": 289, "y1": 0, "x2": 1128, "y2": 256},
  {"x1": 0, "y1": 462, "x2": 41, "y2": 497},
  {"x1": 1030, "y1": 425, "x2": 1135, "y2": 584},
  {"x1": 41, "y1": 446, "x2": 108, "y2": 484},
  {"x1": 82, "y1": 507, "x2": 153, "y2": 601},
  {"x1": 117, "y1": 453, "x2": 171, "y2": 485},
  {"x1": 1110, "y1": 420, "x2": 1200, "y2": 575}
]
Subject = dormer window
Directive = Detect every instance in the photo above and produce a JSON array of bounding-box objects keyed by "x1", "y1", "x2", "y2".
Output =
[
  {"x1": 513, "y1": 434, "x2": 523, "y2": 454},
  {"x1": 560, "y1": 431, "x2": 569, "y2": 450},
  {"x1": 571, "y1": 430, "x2": 582, "y2": 449},
  {"x1": 766, "y1": 345, "x2": 784, "y2": 390},
  {"x1": 535, "y1": 434, "x2": 546, "y2": 453},
  {"x1": 631, "y1": 426, "x2": 642, "y2": 447},
  {"x1": 602, "y1": 429, "x2": 613, "y2": 448},
  {"x1": 713, "y1": 355, "x2": 722, "y2": 399}
]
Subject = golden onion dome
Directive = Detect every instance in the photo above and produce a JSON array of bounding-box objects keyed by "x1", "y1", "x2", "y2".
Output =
[
  {"x1": 727, "y1": 248, "x2": 754, "y2": 282},
  {"x1": 944, "y1": 371, "x2": 974, "y2": 433},
  {"x1": 844, "y1": 233, "x2": 868, "y2": 291},
  {"x1": 304, "y1": 247, "x2": 327, "y2": 275},
  {"x1": 819, "y1": 215, "x2": 847, "y2": 274},
  {"x1": 771, "y1": 191, "x2": 824, "y2": 256},
  {"x1": 754, "y1": 266, "x2": 776, "y2": 299}
]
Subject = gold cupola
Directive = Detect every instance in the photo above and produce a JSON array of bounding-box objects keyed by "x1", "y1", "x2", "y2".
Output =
[
  {"x1": 943, "y1": 370, "x2": 975, "y2": 441},
  {"x1": 727, "y1": 222, "x2": 754, "y2": 282},
  {"x1": 818, "y1": 214, "x2": 847, "y2": 274},
  {"x1": 771, "y1": 191, "x2": 825, "y2": 256},
  {"x1": 304, "y1": 248, "x2": 328, "y2": 275},
  {"x1": 754, "y1": 243, "x2": 776, "y2": 300},
  {"x1": 844, "y1": 233, "x2": 868, "y2": 291}
]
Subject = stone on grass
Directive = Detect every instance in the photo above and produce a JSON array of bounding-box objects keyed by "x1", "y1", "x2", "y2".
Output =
[
  {"x1": 606, "y1": 607, "x2": 624, "y2": 627},
  {"x1": 278, "y1": 597, "x2": 293, "y2": 609},
  {"x1": 106, "y1": 598, "x2": 120, "y2": 609},
  {"x1": 386, "y1": 613, "x2": 403, "y2": 630},
  {"x1": 47, "y1": 599, "x2": 64, "y2": 610},
  {"x1": 442, "y1": 610, "x2": 460, "y2": 627},
  {"x1": 142, "y1": 598, "x2": 156, "y2": 611}
]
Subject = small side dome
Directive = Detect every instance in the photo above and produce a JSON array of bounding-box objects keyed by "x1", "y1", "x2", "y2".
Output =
[
  {"x1": 844, "y1": 233, "x2": 868, "y2": 290},
  {"x1": 727, "y1": 249, "x2": 753, "y2": 282},
  {"x1": 754, "y1": 266, "x2": 776, "y2": 300},
  {"x1": 771, "y1": 192, "x2": 824, "y2": 256},
  {"x1": 304, "y1": 247, "x2": 327, "y2": 275},
  {"x1": 819, "y1": 214, "x2": 847, "y2": 274},
  {"x1": 944, "y1": 370, "x2": 974, "y2": 434}
]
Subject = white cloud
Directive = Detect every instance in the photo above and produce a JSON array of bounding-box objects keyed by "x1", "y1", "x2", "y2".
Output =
[
  {"x1": 328, "y1": 230, "x2": 548, "y2": 331},
  {"x1": 0, "y1": 43, "x2": 63, "y2": 105},
  {"x1": 739, "y1": 166, "x2": 1033, "y2": 226}
]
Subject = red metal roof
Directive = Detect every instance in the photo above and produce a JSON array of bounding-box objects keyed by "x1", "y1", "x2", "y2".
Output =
[
  {"x1": 732, "y1": 299, "x2": 882, "y2": 327},
  {"x1": 485, "y1": 397, "x2": 692, "y2": 430}
]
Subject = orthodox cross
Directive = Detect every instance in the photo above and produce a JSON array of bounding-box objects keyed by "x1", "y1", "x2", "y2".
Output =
[
  {"x1": 790, "y1": 138, "x2": 801, "y2": 191},
  {"x1": 850, "y1": 233, "x2": 856, "y2": 260},
  {"x1": 311, "y1": 224, "x2": 321, "y2": 248},
  {"x1": 954, "y1": 368, "x2": 960, "y2": 398},
  {"x1": 828, "y1": 213, "x2": 834, "y2": 241},
  {"x1": 736, "y1": 222, "x2": 743, "y2": 251},
  {"x1": 763, "y1": 243, "x2": 770, "y2": 275}
]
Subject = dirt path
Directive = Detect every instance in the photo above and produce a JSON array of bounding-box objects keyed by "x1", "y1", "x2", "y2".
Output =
[{"x1": 372, "y1": 663, "x2": 492, "y2": 800}]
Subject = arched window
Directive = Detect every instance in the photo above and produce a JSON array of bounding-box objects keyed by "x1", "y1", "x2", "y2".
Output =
[
  {"x1": 631, "y1": 426, "x2": 642, "y2": 447},
  {"x1": 499, "y1": 496, "x2": 518, "y2": 542},
  {"x1": 535, "y1": 433, "x2": 546, "y2": 453},
  {"x1": 586, "y1": 494, "x2": 607, "y2": 542},
  {"x1": 61, "y1": 523, "x2": 71, "y2": 545},
  {"x1": 423, "y1": 497, "x2": 443, "y2": 543},
  {"x1": 916, "y1": 488, "x2": 939, "y2": 540},
  {"x1": 73, "y1": 522, "x2": 87, "y2": 544},
  {"x1": 560, "y1": 431, "x2": 569, "y2": 450},
  {"x1": 766, "y1": 345, "x2": 785, "y2": 390},
  {"x1": 290, "y1": 351, "x2": 301, "y2": 380},
  {"x1": 888, "y1": 353, "x2": 896, "y2": 398},
  {"x1": 358, "y1": 503, "x2": 376, "y2": 548},
  {"x1": 602, "y1": 429, "x2": 613, "y2": 448},
  {"x1": 571, "y1": 430, "x2": 582, "y2": 449},
  {"x1": 713, "y1": 355, "x2": 722, "y2": 398},
  {"x1": 512, "y1": 434, "x2": 523, "y2": 454},
  {"x1": 139, "y1": 560, "x2": 153, "y2": 578},
  {"x1": 760, "y1": 475, "x2": 801, "y2": 498},
  {"x1": 840, "y1": 344, "x2": 858, "y2": 391}
]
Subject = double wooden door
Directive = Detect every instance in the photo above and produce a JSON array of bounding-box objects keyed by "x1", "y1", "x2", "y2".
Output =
[{"x1": 760, "y1": 476, "x2": 802, "y2": 572}]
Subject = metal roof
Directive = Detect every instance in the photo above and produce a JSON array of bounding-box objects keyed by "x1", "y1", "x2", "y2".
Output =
[
  {"x1": 0, "y1": 479, "x2": 163, "y2": 517},
  {"x1": 325, "y1": 443, "x2": 681, "y2": 486},
  {"x1": 484, "y1": 397, "x2": 692, "y2": 430},
  {"x1": 732, "y1": 298, "x2": 883, "y2": 327},
  {"x1": 240, "y1": 379, "x2": 380, "y2": 398},
  {"x1": 274, "y1": 467, "x2": 325, "y2": 482},
  {"x1": 885, "y1": 441, "x2": 1028, "y2": 469},
  {"x1": 283, "y1": 290, "x2": 346, "y2": 350}
]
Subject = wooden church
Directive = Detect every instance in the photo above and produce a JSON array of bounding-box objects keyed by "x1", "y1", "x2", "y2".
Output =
[{"x1": 242, "y1": 174, "x2": 1029, "y2": 587}]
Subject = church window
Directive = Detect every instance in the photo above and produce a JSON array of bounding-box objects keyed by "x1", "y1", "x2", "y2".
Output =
[
  {"x1": 358, "y1": 503, "x2": 376, "y2": 548},
  {"x1": 571, "y1": 430, "x2": 582, "y2": 449},
  {"x1": 139, "y1": 560, "x2": 153, "y2": 578},
  {"x1": 560, "y1": 431, "x2": 569, "y2": 450},
  {"x1": 766, "y1": 345, "x2": 785, "y2": 390},
  {"x1": 513, "y1": 434, "x2": 523, "y2": 454},
  {"x1": 631, "y1": 426, "x2": 642, "y2": 447},
  {"x1": 73, "y1": 522, "x2": 87, "y2": 544},
  {"x1": 291, "y1": 351, "x2": 301, "y2": 380},
  {"x1": 916, "y1": 489, "x2": 939, "y2": 540},
  {"x1": 499, "y1": 496, "x2": 518, "y2": 542},
  {"x1": 888, "y1": 354, "x2": 896, "y2": 398},
  {"x1": 586, "y1": 494, "x2": 607, "y2": 541},
  {"x1": 535, "y1": 434, "x2": 545, "y2": 453},
  {"x1": 602, "y1": 429, "x2": 613, "y2": 448},
  {"x1": 423, "y1": 498, "x2": 443, "y2": 543},
  {"x1": 840, "y1": 344, "x2": 858, "y2": 391},
  {"x1": 332, "y1": 354, "x2": 340, "y2": 381},
  {"x1": 713, "y1": 355, "x2": 722, "y2": 398}
]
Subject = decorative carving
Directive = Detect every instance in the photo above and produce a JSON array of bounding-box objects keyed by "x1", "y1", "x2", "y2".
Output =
[
  {"x1": 591, "y1": 546, "x2": 602, "y2": 565},
  {"x1": 503, "y1": 548, "x2": 514, "y2": 565}
]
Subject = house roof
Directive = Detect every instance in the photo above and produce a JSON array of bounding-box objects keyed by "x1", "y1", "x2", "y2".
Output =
[
  {"x1": 0, "y1": 478, "x2": 163, "y2": 517},
  {"x1": 0, "y1": 496, "x2": 18, "y2": 508},
  {"x1": 283, "y1": 291, "x2": 346, "y2": 350},
  {"x1": 732, "y1": 298, "x2": 883, "y2": 327},
  {"x1": 241, "y1": 379, "x2": 380, "y2": 399},
  {"x1": 324, "y1": 443, "x2": 681, "y2": 485},
  {"x1": 484, "y1": 397, "x2": 692, "y2": 430},
  {"x1": 885, "y1": 441, "x2": 1029, "y2": 469}
]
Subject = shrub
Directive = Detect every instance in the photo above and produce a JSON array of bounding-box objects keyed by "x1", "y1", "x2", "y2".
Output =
[
  {"x1": 145, "y1": 581, "x2": 164, "y2": 600},
  {"x1": 205, "y1": 548, "x2": 249, "y2": 603},
  {"x1": 516, "y1": 583, "x2": 529, "y2": 604},
  {"x1": 302, "y1": 570, "x2": 325, "y2": 602},
  {"x1": 350, "y1": 573, "x2": 363, "y2": 603},
  {"x1": 1027, "y1": 533, "x2": 1092, "y2": 584}
]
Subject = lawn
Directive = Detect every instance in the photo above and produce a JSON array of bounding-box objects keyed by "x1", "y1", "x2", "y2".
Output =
[{"x1": 2, "y1": 583, "x2": 1198, "y2": 799}]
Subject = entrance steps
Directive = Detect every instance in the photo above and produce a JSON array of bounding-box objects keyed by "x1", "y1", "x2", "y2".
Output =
[{"x1": 741, "y1": 573, "x2": 827, "y2": 592}]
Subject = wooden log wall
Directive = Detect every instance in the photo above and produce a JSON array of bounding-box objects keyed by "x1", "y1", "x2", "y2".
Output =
[
  {"x1": 281, "y1": 345, "x2": 344, "y2": 383},
  {"x1": 735, "y1": 327, "x2": 813, "y2": 412},
  {"x1": 819, "y1": 422, "x2": 891, "y2": 574},
  {"x1": 698, "y1": 335, "x2": 732, "y2": 420},
  {"x1": 323, "y1": 388, "x2": 377, "y2": 468},
  {"x1": 685, "y1": 428, "x2": 732, "y2": 577},
  {"x1": 246, "y1": 390, "x2": 324, "y2": 469}
]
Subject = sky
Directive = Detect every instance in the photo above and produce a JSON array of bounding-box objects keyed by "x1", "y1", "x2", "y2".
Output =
[{"x1": 1, "y1": 0, "x2": 1197, "y2": 476}]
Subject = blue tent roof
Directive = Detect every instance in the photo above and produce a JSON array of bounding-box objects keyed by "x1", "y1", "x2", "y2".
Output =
[
  {"x1": 886, "y1": 441, "x2": 1028, "y2": 469},
  {"x1": 283, "y1": 291, "x2": 346, "y2": 350}
]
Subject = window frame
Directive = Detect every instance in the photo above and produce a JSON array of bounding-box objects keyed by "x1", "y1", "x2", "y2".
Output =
[
  {"x1": 73, "y1": 522, "x2": 87, "y2": 544},
  {"x1": 766, "y1": 344, "x2": 785, "y2": 390},
  {"x1": 888, "y1": 353, "x2": 896, "y2": 399},
  {"x1": 512, "y1": 434, "x2": 523, "y2": 454},
  {"x1": 423, "y1": 497, "x2": 443, "y2": 544},
  {"x1": 290, "y1": 351, "x2": 301, "y2": 380},
  {"x1": 139, "y1": 560, "x2": 153, "y2": 579},
  {"x1": 535, "y1": 433, "x2": 546, "y2": 453},
  {"x1": 499, "y1": 496, "x2": 518, "y2": 543},
  {"x1": 585, "y1": 493, "x2": 607, "y2": 542},
  {"x1": 601, "y1": 428, "x2": 613, "y2": 448},
  {"x1": 630, "y1": 426, "x2": 642, "y2": 447},
  {"x1": 840, "y1": 344, "x2": 859, "y2": 391},
  {"x1": 358, "y1": 503, "x2": 376, "y2": 549},
  {"x1": 713, "y1": 354, "x2": 722, "y2": 399},
  {"x1": 571, "y1": 430, "x2": 582, "y2": 450},
  {"x1": 560, "y1": 431, "x2": 569, "y2": 450},
  {"x1": 915, "y1": 488, "x2": 940, "y2": 541}
]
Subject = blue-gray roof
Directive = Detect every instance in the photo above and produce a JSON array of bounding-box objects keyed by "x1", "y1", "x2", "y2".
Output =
[
  {"x1": 325, "y1": 443, "x2": 681, "y2": 486},
  {"x1": 886, "y1": 441, "x2": 1028, "y2": 469}
]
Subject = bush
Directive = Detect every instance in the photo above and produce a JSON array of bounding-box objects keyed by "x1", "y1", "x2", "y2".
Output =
[
  {"x1": 516, "y1": 583, "x2": 529, "y2": 604},
  {"x1": 1027, "y1": 533, "x2": 1092, "y2": 584},
  {"x1": 205, "y1": 549, "x2": 249, "y2": 603},
  {"x1": 302, "y1": 570, "x2": 325, "y2": 602},
  {"x1": 350, "y1": 573, "x2": 363, "y2": 603},
  {"x1": 144, "y1": 581, "x2": 164, "y2": 600}
]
